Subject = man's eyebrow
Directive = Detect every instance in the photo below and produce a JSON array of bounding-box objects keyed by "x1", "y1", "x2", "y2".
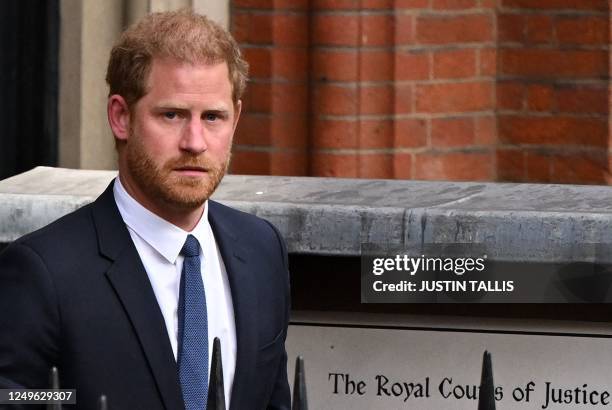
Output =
[
  {"x1": 153, "y1": 102, "x2": 191, "y2": 110},
  {"x1": 204, "y1": 108, "x2": 230, "y2": 114}
]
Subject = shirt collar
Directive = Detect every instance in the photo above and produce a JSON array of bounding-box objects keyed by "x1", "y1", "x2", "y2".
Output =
[{"x1": 113, "y1": 176, "x2": 208, "y2": 264}]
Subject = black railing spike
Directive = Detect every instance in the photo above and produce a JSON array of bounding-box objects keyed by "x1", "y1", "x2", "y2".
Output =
[
  {"x1": 207, "y1": 337, "x2": 226, "y2": 410},
  {"x1": 292, "y1": 356, "x2": 308, "y2": 410},
  {"x1": 478, "y1": 350, "x2": 496, "y2": 410},
  {"x1": 47, "y1": 367, "x2": 62, "y2": 410},
  {"x1": 49, "y1": 367, "x2": 60, "y2": 389},
  {"x1": 97, "y1": 395, "x2": 108, "y2": 410}
]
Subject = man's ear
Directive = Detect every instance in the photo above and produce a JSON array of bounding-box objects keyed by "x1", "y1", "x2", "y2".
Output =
[{"x1": 108, "y1": 95, "x2": 131, "y2": 141}]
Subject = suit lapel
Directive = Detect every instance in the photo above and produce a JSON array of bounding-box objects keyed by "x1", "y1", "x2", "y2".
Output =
[
  {"x1": 208, "y1": 201, "x2": 258, "y2": 410},
  {"x1": 92, "y1": 182, "x2": 184, "y2": 410}
]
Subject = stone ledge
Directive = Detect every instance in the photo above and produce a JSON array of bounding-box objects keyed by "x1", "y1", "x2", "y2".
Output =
[{"x1": 1, "y1": 166, "x2": 611, "y2": 262}]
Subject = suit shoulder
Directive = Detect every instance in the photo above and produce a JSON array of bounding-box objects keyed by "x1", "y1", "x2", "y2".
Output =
[{"x1": 10, "y1": 202, "x2": 96, "y2": 256}]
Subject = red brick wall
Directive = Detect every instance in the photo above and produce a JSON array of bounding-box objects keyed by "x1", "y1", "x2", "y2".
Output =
[
  {"x1": 497, "y1": 0, "x2": 610, "y2": 184},
  {"x1": 231, "y1": 0, "x2": 611, "y2": 184},
  {"x1": 231, "y1": 0, "x2": 310, "y2": 175}
]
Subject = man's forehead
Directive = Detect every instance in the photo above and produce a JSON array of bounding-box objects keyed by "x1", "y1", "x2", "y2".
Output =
[
  {"x1": 148, "y1": 56, "x2": 229, "y2": 78},
  {"x1": 142, "y1": 57, "x2": 233, "y2": 100}
]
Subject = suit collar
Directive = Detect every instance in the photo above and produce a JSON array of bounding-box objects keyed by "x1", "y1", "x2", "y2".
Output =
[
  {"x1": 208, "y1": 202, "x2": 258, "y2": 410},
  {"x1": 92, "y1": 182, "x2": 185, "y2": 410},
  {"x1": 92, "y1": 181, "x2": 133, "y2": 262}
]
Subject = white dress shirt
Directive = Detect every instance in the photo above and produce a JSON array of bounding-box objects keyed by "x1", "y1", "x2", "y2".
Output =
[{"x1": 113, "y1": 177, "x2": 236, "y2": 405}]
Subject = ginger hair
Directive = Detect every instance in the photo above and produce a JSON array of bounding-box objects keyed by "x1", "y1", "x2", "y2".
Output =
[{"x1": 106, "y1": 10, "x2": 248, "y2": 108}]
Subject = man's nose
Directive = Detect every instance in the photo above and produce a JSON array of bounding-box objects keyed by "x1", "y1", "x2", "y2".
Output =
[{"x1": 179, "y1": 118, "x2": 208, "y2": 154}]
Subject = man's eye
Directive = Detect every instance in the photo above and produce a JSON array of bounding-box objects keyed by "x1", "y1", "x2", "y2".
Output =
[
  {"x1": 205, "y1": 113, "x2": 218, "y2": 122},
  {"x1": 164, "y1": 112, "x2": 178, "y2": 120}
]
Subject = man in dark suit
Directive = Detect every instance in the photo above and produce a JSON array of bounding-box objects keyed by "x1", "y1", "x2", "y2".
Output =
[{"x1": 0, "y1": 10, "x2": 290, "y2": 410}]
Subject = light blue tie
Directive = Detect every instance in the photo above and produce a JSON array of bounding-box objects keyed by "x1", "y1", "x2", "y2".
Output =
[{"x1": 177, "y1": 234, "x2": 209, "y2": 410}]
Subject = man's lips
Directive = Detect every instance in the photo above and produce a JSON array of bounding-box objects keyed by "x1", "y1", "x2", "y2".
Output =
[{"x1": 174, "y1": 166, "x2": 207, "y2": 176}]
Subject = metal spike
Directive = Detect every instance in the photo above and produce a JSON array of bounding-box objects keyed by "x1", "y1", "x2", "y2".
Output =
[
  {"x1": 478, "y1": 351, "x2": 496, "y2": 410},
  {"x1": 207, "y1": 337, "x2": 226, "y2": 410},
  {"x1": 47, "y1": 367, "x2": 62, "y2": 410},
  {"x1": 49, "y1": 367, "x2": 60, "y2": 389},
  {"x1": 292, "y1": 356, "x2": 308, "y2": 410},
  {"x1": 97, "y1": 395, "x2": 108, "y2": 410}
]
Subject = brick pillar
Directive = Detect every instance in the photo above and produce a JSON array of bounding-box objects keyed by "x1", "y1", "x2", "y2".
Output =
[
  {"x1": 409, "y1": 0, "x2": 497, "y2": 181},
  {"x1": 231, "y1": 0, "x2": 309, "y2": 175},
  {"x1": 309, "y1": 1, "x2": 399, "y2": 178},
  {"x1": 309, "y1": 0, "x2": 497, "y2": 180},
  {"x1": 496, "y1": 0, "x2": 610, "y2": 184}
]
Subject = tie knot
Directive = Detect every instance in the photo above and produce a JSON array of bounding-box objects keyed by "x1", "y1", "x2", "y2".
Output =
[{"x1": 181, "y1": 234, "x2": 200, "y2": 257}]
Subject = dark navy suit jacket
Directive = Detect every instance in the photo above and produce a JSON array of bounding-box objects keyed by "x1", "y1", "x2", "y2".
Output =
[{"x1": 0, "y1": 181, "x2": 291, "y2": 410}]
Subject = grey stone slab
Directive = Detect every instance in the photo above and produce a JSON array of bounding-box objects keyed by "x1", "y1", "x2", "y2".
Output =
[
  {"x1": 1, "y1": 166, "x2": 611, "y2": 262},
  {"x1": 0, "y1": 166, "x2": 117, "y2": 196}
]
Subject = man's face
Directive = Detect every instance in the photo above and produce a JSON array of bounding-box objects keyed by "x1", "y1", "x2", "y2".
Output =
[{"x1": 121, "y1": 58, "x2": 240, "y2": 213}]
